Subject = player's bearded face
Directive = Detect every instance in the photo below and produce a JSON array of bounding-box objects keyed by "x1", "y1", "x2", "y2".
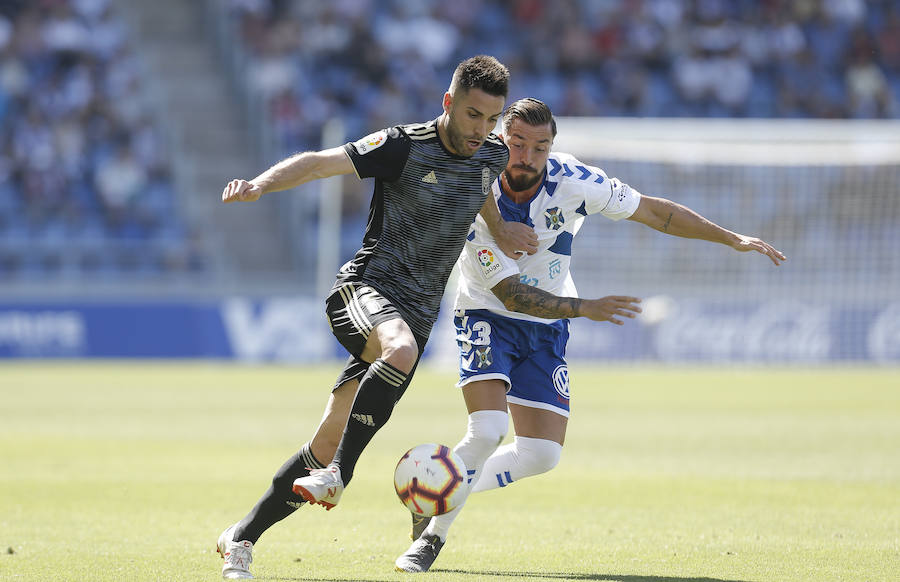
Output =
[
  {"x1": 502, "y1": 119, "x2": 554, "y2": 192},
  {"x1": 504, "y1": 163, "x2": 543, "y2": 192}
]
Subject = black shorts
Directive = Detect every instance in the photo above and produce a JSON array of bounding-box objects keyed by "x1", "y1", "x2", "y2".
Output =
[
  {"x1": 326, "y1": 283, "x2": 428, "y2": 393},
  {"x1": 326, "y1": 283, "x2": 405, "y2": 357}
]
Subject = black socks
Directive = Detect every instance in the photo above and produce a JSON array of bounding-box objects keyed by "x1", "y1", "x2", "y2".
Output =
[
  {"x1": 233, "y1": 442, "x2": 324, "y2": 543},
  {"x1": 332, "y1": 358, "x2": 408, "y2": 486}
]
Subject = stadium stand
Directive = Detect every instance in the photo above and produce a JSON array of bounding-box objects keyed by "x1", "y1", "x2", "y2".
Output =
[
  {"x1": 2, "y1": 0, "x2": 899, "y2": 287},
  {"x1": 215, "y1": 0, "x2": 900, "y2": 268},
  {"x1": 1, "y1": 0, "x2": 898, "y2": 362},
  {"x1": 225, "y1": 0, "x2": 899, "y2": 136},
  {"x1": 0, "y1": 0, "x2": 209, "y2": 283}
]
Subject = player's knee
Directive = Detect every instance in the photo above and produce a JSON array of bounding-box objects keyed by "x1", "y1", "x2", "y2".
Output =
[
  {"x1": 373, "y1": 318, "x2": 418, "y2": 372},
  {"x1": 466, "y1": 409, "x2": 508, "y2": 445},
  {"x1": 380, "y1": 337, "x2": 418, "y2": 373},
  {"x1": 518, "y1": 437, "x2": 562, "y2": 475},
  {"x1": 455, "y1": 410, "x2": 508, "y2": 477}
]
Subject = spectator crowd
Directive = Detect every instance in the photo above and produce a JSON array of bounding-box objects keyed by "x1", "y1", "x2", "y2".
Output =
[
  {"x1": 225, "y1": 0, "x2": 900, "y2": 269},
  {"x1": 229, "y1": 0, "x2": 900, "y2": 153},
  {"x1": 0, "y1": 0, "x2": 206, "y2": 281},
  {"x1": 2, "y1": 0, "x2": 898, "y2": 282}
]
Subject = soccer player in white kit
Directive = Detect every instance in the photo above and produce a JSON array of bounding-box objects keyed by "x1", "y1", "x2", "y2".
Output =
[{"x1": 396, "y1": 98, "x2": 786, "y2": 572}]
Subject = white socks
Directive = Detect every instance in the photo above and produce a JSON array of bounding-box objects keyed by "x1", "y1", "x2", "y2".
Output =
[
  {"x1": 471, "y1": 436, "x2": 562, "y2": 493},
  {"x1": 425, "y1": 410, "x2": 508, "y2": 540},
  {"x1": 424, "y1": 414, "x2": 564, "y2": 542}
]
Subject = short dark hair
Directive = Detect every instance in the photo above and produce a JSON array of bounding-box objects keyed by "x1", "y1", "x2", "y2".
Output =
[
  {"x1": 502, "y1": 98, "x2": 557, "y2": 138},
  {"x1": 450, "y1": 55, "x2": 510, "y2": 98}
]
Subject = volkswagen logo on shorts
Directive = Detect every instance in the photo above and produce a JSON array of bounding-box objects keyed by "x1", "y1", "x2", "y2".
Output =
[{"x1": 552, "y1": 365, "x2": 569, "y2": 400}]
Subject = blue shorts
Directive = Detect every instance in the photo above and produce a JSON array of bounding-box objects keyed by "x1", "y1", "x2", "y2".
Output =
[{"x1": 455, "y1": 309, "x2": 571, "y2": 417}]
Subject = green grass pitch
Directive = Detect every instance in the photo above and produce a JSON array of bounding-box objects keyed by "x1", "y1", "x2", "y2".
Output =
[{"x1": 1, "y1": 363, "x2": 898, "y2": 581}]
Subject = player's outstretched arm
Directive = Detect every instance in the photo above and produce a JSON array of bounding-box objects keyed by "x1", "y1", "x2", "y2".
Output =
[
  {"x1": 627, "y1": 195, "x2": 786, "y2": 266},
  {"x1": 222, "y1": 146, "x2": 354, "y2": 203},
  {"x1": 479, "y1": 196, "x2": 538, "y2": 259},
  {"x1": 491, "y1": 276, "x2": 641, "y2": 325}
]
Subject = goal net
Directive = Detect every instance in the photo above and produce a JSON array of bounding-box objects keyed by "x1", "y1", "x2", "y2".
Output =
[{"x1": 549, "y1": 118, "x2": 900, "y2": 363}]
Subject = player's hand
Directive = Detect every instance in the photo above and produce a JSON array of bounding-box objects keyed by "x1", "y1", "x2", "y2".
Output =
[
  {"x1": 580, "y1": 296, "x2": 642, "y2": 325},
  {"x1": 494, "y1": 221, "x2": 538, "y2": 259},
  {"x1": 732, "y1": 234, "x2": 786, "y2": 266},
  {"x1": 222, "y1": 179, "x2": 263, "y2": 203}
]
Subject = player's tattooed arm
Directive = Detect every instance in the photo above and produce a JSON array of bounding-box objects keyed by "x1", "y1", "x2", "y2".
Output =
[
  {"x1": 627, "y1": 195, "x2": 731, "y2": 240},
  {"x1": 492, "y1": 276, "x2": 581, "y2": 318},
  {"x1": 491, "y1": 276, "x2": 642, "y2": 324}
]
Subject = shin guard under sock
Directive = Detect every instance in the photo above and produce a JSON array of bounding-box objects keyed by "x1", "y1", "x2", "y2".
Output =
[{"x1": 332, "y1": 358, "x2": 408, "y2": 486}]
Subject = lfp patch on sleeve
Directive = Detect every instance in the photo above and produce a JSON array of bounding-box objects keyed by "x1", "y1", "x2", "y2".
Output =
[
  {"x1": 476, "y1": 248, "x2": 503, "y2": 278},
  {"x1": 353, "y1": 130, "x2": 388, "y2": 154}
]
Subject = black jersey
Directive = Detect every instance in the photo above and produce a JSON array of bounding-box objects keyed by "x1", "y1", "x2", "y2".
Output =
[{"x1": 338, "y1": 119, "x2": 510, "y2": 340}]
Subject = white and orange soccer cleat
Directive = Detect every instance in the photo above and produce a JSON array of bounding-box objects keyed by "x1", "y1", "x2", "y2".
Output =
[
  {"x1": 216, "y1": 525, "x2": 254, "y2": 579},
  {"x1": 292, "y1": 464, "x2": 343, "y2": 510}
]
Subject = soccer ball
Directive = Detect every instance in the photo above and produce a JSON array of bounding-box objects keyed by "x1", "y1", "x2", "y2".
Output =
[{"x1": 393, "y1": 443, "x2": 468, "y2": 517}]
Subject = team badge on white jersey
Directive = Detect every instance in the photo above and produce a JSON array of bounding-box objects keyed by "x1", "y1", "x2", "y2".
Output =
[{"x1": 544, "y1": 207, "x2": 565, "y2": 230}]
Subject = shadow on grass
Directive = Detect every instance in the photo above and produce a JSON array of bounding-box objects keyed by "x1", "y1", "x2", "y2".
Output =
[
  {"x1": 265, "y1": 578, "x2": 396, "y2": 582},
  {"x1": 267, "y1": 574, "x2": 752, "y2": 582},
  {"x1": 431, "y1": 571, "x2": 753, "y2": 582}
]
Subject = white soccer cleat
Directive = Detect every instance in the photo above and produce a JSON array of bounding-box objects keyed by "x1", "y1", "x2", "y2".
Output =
[
  {"x1": 216, "y1": 525, "x2": 254, "y2": 579},
  {"x1": 292, "y1": 464, "x2": 343, "y2": 510}
]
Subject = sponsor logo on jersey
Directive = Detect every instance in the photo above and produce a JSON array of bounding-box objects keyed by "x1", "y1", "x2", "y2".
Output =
[
  {"x1": 422, "y1": 170, "x2": 438, "y2": 184},
  {"x1": 552, "y1": 364, "x2": 570, "y2": 400},
  {"x1": 353, "y1": 130, "x2": 387, "y2": 154},
  {"x1": 482, "y1": 167, "x2": 491, "y2": 196},
  {"x1": 549, "y1": 258, "x2": 562, "y2": 279},
  {"x1": 544, "y1": 207, "x2": 565, "y2": 230},
  {"x1": 477, "y1": 248, "x2": 502, "y2": 277}
]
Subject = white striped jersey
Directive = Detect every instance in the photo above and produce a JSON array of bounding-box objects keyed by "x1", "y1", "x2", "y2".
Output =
[{"x1": 455, "y1": 151, "x2": 641, "y2": 324}]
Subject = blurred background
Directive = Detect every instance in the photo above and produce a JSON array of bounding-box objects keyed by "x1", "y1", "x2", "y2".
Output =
[{"x1": 0, "y1": 0, "x2": 898, "y2": 363}]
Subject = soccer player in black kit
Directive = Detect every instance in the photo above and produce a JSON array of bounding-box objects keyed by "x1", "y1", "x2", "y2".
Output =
[{"x1": 215, "y1": 55, "x2": 536, "y2": 579}]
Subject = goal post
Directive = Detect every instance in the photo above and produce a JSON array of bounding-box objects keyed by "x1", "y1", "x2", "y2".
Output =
[
  {"x1": 309, "y1": 117, "x2": 900, "y2": 363},
  {"x1": 546, "y1": 118, "x2": 900, "y2": 362}
]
